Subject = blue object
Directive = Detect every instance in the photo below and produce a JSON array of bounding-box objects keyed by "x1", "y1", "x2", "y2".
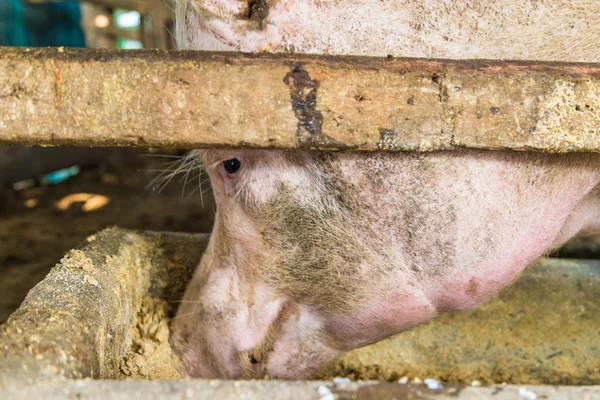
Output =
[
  {"x1": 0, "y1": 0, "x2": 86, "y2": 47},
  {"x1": 12, "y1": 165, "x2": 81, "y2": 190},
  {"x1": 40, "y1": 165, "x2": 81, "y2": 185}
]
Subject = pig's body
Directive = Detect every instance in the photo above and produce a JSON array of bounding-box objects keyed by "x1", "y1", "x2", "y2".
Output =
[
  {"x1": 172, "y1": 0, "x2": 600, "y2": 379},
  {"x1": 176, "y1": 0, "x2": 600, "y2": 62}
]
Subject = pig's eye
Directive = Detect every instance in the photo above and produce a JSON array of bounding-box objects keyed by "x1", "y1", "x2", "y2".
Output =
[{"x1": 223, "y1": 158, "x2": 241, "y2": 174}]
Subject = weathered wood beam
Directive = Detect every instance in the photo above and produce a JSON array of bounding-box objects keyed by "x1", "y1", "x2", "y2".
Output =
[{"x1": 1, "y1": 47, "x2": 599, "y2": 151}]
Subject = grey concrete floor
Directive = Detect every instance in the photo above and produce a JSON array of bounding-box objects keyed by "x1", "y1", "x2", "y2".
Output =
[{"x1": 3, "y1": 379, "x2": 600, "y2": 400}]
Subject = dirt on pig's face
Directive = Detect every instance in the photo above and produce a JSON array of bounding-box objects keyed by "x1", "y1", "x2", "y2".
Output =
[
  {"x1": 171, "y1": 149, "x2": 600, "y2": 379},
  {"x1": 171, "y1": 149, "x2": 380, "y2": 378}
]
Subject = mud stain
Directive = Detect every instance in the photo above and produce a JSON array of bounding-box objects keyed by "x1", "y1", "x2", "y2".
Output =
[{"x1": 283, "y1": 65, "x2": 348, "y2": 149}]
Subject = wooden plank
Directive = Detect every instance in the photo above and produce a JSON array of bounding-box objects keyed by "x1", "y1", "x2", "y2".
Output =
[{"x1": 1, "y1": 47, "x2": 599, "y2": 151}]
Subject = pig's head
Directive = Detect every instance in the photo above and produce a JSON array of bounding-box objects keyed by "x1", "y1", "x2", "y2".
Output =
[
  {"x1": 171, "y1": 149, "x2": 438, "y2": 379},
  {"x1": 169, "y1": 148, "x2": 600, "y2": 379}
]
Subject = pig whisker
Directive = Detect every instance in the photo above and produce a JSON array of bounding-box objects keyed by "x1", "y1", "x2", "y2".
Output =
[
  {"x1": 148, "y1": 170, "x2": 180, "y2": 193},
  {"x1": 183, "y1": 171, "x2": 203, "y2": 197},
  {"x1": 198, "y1": 169, "x2": 205, "y2": 208},
  {"x1": 150, "y1": 166, "x2": 187, "y2": 193},
  {"x1": 185, "y1": 180, "x2": 211, "y2": 200},
  {"x1": 181, "y1": 168, "x2": 192, "y2": 197},
  {"x1": 184, "y1": 170, "x2": 210, "y2": 195},
  {"x1": 146, "y1": 158, "x2": 187, "y2": 184},
  {"x1": 146, "y1": 152, "x2": 207, "y2": 197},
  {"x1": 171, "y1": 310, "x2": 203, "y2": 321}
]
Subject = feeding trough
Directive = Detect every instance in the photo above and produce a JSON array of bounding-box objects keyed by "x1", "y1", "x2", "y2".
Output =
[{"x1": 0, "y1": 227, "x2": 598, "y2": 398}]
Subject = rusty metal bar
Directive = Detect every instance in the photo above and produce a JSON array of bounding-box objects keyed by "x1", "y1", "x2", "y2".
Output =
[{"x1": 1, "y1": 47, "x2": 600, "y2": 151}]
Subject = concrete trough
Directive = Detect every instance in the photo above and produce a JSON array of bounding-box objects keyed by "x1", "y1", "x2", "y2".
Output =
[{"x1": 0, "y1": 227, "x2": 598, "y2": 398}]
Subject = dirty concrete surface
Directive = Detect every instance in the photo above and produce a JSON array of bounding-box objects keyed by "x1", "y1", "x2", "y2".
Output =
[
  {"x1": 0, "y1": 227, "x2": 598, "y2": 391},
  {"x1": 0, "y1": 228, "x2": 208, "y2": 388},
  {"x1": 318, "y1": 258, "x2": 600, "y2": 385},
  {"x1": 0, "y1": 148, "x2": 214, "y2": 323},
  {"x1": 120, "y1": 296, "x2": 183, "y2": 380},
  {"x1": 3, "y1": 379, "x2": 600, "y2": 400}
]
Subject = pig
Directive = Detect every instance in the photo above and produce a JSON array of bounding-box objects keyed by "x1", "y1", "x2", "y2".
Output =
[
  {"x1": 174, "y1": 0, "x2": 600, "y2": 62},
  {"x1": 170, "y1": 0, "x2": 600, "y2": 379}
]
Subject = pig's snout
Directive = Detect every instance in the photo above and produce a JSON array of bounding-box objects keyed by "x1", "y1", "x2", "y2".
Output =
[
  {"x1": 171, "y1": 255, "x2": 339, "y2": 379},
  {"x1": 170, "y1": 245, "x2": 279, "y2": 378},
  {"x1": 171, "y1": 270, "x2": 283, "y2": 378},
  {"x1": 171, "y1": 150, "x2": 346, "y2": 379}
]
